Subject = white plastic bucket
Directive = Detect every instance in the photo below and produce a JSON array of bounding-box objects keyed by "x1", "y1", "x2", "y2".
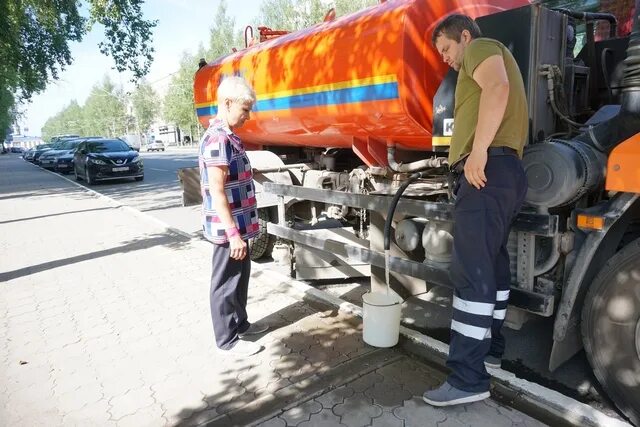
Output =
[{"x1": 362, "y1": 292, "x2": 402, "y2": 347}]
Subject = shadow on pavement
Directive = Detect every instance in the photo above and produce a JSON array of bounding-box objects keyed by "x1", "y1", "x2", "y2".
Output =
[
  {"x1": 0, "y1": 232, "x2": 191, "y2": 283},
  {"x1": 172, "y1": 290, "x2": 377, "y2": 427},
  {"x1": 0, "y1": 206, "x2": 117, "y2": 225}
]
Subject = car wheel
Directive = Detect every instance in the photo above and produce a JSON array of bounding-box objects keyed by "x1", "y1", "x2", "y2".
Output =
[
  {"x1": 582, "y1": 237, "x2": 640, "y2": 426},
  {"x1": 135, "y1": 176, "x2": 144, "y2": 182},
  {"x1": 249, "y1": 208, "x2": 275, "y2": 260},
  {"x1": 161, "y1": 148, "x2": 165, "y2": 152},
  {"x1": 85, "y1": 168, "x2": 93, "y2": 185}
]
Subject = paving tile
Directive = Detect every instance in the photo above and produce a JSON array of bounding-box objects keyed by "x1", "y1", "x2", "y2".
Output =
[
  {"x1": 161, "y1": 393, "x2": 207, "y2": 423},
  {"x1": 62, "y1": 399, "x2": 114, "y2": 426},
  {"x1": 348, "y1": 372, "x2": 384, "y2": 393},
  {"x1": 116, "y1": 403, "x2": 166, "y2": 427},
  {"x1": 364, "y1": 380, "x2": 413, "y2": 410},
  {"x1": 370, "y1": 412, "x2": 405, "y2": 427},
  {"x1": 56, "y1": 382, "x2": 104, "y2": 413},
  {"x1": 315, "y1": 386, "x2": 355, "y2": 409},
  {"x1": 333, "y1": 393, "x2": 383, "y2": 427},
  {"x1": 179, "y1": 407, "x2": 220, "y2": 427},
  {"x1": 280, "y1": 399, "x2": 323, "y2": 425},
  {"x1": 455, "y1": 400, "x2": 521, "y2": 427},
  {"x1": 150, "y1": 373, "x2": 200, "y2": 402},
  {"x1": 393, "y1": 397, "x2": 447, "y2": 426},
  {"x1": 108, "y1": 386, "x2": 155, "y2": 420},
  {"x1": 298, "y1": 408, "x2": 348, "y2": 427}
]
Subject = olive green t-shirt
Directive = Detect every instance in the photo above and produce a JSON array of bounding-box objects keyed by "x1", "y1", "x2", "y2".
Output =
[{"x1": 448, "y1": 38, "x2": 528, "y2": 165}]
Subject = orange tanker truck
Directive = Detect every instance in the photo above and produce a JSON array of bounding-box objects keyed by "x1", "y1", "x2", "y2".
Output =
[{"x1": 194, "y1": 0, "x2": 640, "y2": 423}]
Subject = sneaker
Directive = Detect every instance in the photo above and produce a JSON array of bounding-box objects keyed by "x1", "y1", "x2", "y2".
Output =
[
  {"x1": 218, "y1": 340, "x2": 263, "y2": 357},
  {"x1": 423, "y1": 382, "x2": 490, "y2": 407},
  {"x1": 484, "y1": 355, "x2": 502, "y2": 370},
  {"x1": 238, "y1": 323, "x2": 269, "y2": 338}
]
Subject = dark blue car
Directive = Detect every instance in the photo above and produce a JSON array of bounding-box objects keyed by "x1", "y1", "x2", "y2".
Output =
[{"x1": 73, "y1": 139, "x2": 144, "y2": 185}]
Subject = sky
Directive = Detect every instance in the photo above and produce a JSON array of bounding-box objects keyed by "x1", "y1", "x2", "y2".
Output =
[{"x1": 20, "y1": 0, "x2": 266, "y2": 137}]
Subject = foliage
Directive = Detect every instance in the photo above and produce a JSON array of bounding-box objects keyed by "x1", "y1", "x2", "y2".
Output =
[
  {"x1": 256, "y1": 0, "x2": 379, "y2": 31},
  {"x1": 41, "y1": 100, "x2": 84, "y2": 142},
  {"x1": 163, "y1": 52, "x2": 204, "y2": 139},
  {"x1": 1, "y1": 0, "x2": 156, "y2": 137},
  {"x1": 208, "y1": 0, "x2": 244, "y2": 61},
  {"x1": 83, "y1": 77, "x2": 129, "y2": 137},
  {"x1": 41, "y1": 76, "x2": 128, "y2": 140},
  {"x1": 163, "y1": 1, "x2": 241, "y2": 141},
  {"x1": 131, "y1": 81, "x2": 159, "y2": 135}
]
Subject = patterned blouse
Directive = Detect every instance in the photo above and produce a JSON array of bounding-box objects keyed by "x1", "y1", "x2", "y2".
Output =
[{"x1": 198, "y1": 118, "x2": 259, "y2": 244}]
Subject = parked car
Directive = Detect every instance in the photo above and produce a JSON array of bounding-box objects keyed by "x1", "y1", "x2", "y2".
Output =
[
  {"x1": 23, "y1": 147, "x2": 36, "y2": 161},
  {"x1": 31, "y1": 144, "x2": 53, "y2": 163},
  {"x1": 146, "y1": 140, "x2": 165, "y2": 152},
  {"x1": 40, "y1": 137, "x2": 101, "y2": 172},
  {"x1": 10, "y1": 147, "x2": 24, "y2": 153},
  {"x1": 73, "y1": 139, "x2": 144, "y2": 184}
]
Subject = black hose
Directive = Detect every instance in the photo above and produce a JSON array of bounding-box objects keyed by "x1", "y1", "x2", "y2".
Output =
[
  {"x1": 383, "y1": 171, "x2": 425, "y2": 251},
  {"x1": 551, "y1": 9, "x2": 618, "y2": 38},
  {"x1": 601, "y1": 48, "x2": 614, "y2": 104}
]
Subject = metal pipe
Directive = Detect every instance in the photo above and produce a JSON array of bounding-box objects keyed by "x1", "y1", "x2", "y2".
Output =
[
  {"x1": 386, "y1": 145, "x2": 447, "y2": 173},
  {"x1": 253, "y1": 163, "x2": 309, "y2": 174}
]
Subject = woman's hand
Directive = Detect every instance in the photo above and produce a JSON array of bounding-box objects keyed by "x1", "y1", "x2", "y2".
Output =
[{"x1": 229, "y1": 235, "x2": 247, "y2": 260}]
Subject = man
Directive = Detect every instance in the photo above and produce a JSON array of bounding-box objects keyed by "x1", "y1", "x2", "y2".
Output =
[
  {"x1": 423, "y1": 14, "x2": 529, "y2": 406},
  {"x1": 199, "y1": 76, "x2": 268, "y2": 357}
]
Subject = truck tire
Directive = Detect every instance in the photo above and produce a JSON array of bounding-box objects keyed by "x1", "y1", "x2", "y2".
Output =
[
  {"x1": 249, "y1": 208, "x2": 274, "y2": 260},
  {"x1": 582, "y1": 237, "x2": 640, "y2": 426}
]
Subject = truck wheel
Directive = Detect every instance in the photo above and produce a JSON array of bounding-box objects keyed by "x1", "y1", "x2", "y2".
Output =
[
  {"x1": 582, "y1": 237, "x2": 640, "y2": 426},
  {"x1": 249, "y1": 208, "x2": 274, "y2": 260}
]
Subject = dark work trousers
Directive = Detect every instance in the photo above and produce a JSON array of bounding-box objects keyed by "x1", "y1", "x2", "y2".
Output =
[
  {"x1": 446, "y1": 153, "x2": 528, "y2": 393},
  {"x1": 209, "y1": 241, "x2": 251, "y2": 350}
]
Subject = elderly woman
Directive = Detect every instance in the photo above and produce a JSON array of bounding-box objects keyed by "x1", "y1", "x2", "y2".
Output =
[{"x1": 199, "y1": 76, "x2": 268, "y2": 357}]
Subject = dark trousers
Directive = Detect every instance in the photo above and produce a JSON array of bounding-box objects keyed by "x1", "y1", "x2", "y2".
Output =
[
  {"x1": 446, "y1": 153, "x2": 527, "y2": 393},
  {"x1": 210, "y1": 242, "x2": 251, "y2": 349}
]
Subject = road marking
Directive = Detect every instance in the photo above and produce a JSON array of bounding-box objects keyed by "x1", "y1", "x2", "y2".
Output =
[{"x1": 149, "y1": 168, "x2": 170, "y2": 172}]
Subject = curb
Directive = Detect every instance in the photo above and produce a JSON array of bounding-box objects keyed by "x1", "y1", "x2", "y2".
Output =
[{"x1": 30, "y1": 160, "x2": 632, "y2": 427}]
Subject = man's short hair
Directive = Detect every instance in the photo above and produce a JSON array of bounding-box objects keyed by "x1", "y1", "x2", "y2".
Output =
[
  {"x1": 431, "y1": 14, "x2": 482, "y2": 46},
  {"x1": 217, "y1": 76, "x2": 256, "y2": 106}
]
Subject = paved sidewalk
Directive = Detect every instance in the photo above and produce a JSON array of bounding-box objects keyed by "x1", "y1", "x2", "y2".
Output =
[{"x1": 0, "y1": 155, "x2": 545, "y2": 426}]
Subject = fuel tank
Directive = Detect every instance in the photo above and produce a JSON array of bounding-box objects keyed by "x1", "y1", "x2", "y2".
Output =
[{"x1": 194, "y1": 0, "x2": 529, "y2": 159}]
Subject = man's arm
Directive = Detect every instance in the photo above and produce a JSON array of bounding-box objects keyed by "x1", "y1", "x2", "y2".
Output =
[
  {"x1": 208, "y1": 166, "x2": 247, "y2": 260},
  {"x1": 463, "y1": 54, "x2": 510, "y2": 189}
]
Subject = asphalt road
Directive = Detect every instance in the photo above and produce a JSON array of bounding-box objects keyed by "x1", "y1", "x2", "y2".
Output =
[{"x1": 62, "y1": 149, "x2": 626, "y2": 423}]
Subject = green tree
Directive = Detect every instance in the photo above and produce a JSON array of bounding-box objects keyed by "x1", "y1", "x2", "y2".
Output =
[
  {"x1": 334, "y1": 0, "x2": 379, "y2": 18},
  {"x1": 163, "y1": 0, "x2": 240, "y2": 142},
  {"x1": 163, "y1": 51, "x2": 204, "y2": 141},
  {"x1": 0, "y1": 0, "x2": 156, "y2": 137},
  {"x1": 41, "y1": 100, "x2": 84, "y2": 141},
  {"x1": 131, "y1": 81, "x2": 159, "y2": 136},
  {"x1": 256, "y1": 0, "x2": 379, "y2": 31},
  {"x1": 83, "y1": 77, "x2": 128, "y2": 137},
  {"x1": 208, "y1": 0, "x2": 243, "y2": 60}
]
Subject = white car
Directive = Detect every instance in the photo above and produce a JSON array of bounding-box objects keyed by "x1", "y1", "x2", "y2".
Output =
[{"x1": 147, "y1": 140, "x2": 165, "y2": 152}]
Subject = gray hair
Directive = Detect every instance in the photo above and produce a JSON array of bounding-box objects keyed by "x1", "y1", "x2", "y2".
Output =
[{"x1": 216, "y1": 76, "x2": 257, "y2": 106}]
